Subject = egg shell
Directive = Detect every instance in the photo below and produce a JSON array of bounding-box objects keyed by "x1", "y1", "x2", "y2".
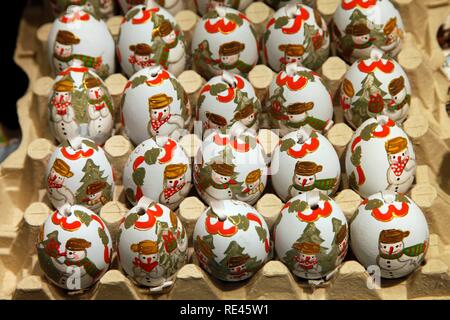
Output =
[
  {"x1": 350, "y1": 191, "x2": 429, "y2": 279},
  {"x1": 191, "y1": 7, "x2": 259, "y2": 79},
  {"x1": 339, "y1": 50, "x2": 412, "y2": 129},
  {"x1": 195, "y1": 0, "x2": 253, "y2": 16},
  {"x1": 49, "y1": 0, "x2": 115, "y2": 20},
  {"x1": 267, "y1": 64, "x2": 334, "y2": 136},
  {"x1": 332, "y1": 0, "x2": 405, "y2": 63},
  {"x1": 118, "y1": 0, "x2": 185, "y2": 16},
  {"x1": 274, "y1": 192, "x2": 348, "y2": 280},
  {"x1": 117, "y1": 4, "x2": 187, "y2": 77},
  {"x1": 117, "y1": 198, "x2": 188, "y2": 288},
  {"x1": 265, "y1": 0, "x2": 316, "y2": 10},
  {"x1": 193, "y1": 200, "x2": 270, "y2": 282},
  {"x1": 345, "y1": 116, "x2": 416, "y2": 198},
  {"x1": 123, "y1": 137, "x2": 192, "y2": 209},
  {"x1": 48, "y1": 5, "x2": 115, "y2": 78},
  {"x1": 271, "y1": 128, "x2": 341, "y2": 202},
  {"x1": 37, "y1": 204, "x2": 113, "y2": 290},
  {"x1": 121, "y1": 66, "x2": 191, "y2": 146},
  {"x1": 262, "y1": 3, "x2": 330, "y2": 72},
  {"x1": 46, "y1": 138, "x2": 115, "y2": 213}
]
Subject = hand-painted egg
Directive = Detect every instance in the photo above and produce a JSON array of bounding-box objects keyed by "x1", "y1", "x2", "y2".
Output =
[
  {"x1": 265, "y1": 0, "x2": 316, "y2": 10},
  {"x1": 49, "y1": 0, "x2": 115, "y2": 20},
  {"x1": 118, "y1": 0, "x2": 185, "y2": 16},
  {"x1": 195, "y1": 0, "x2": 253, "y2": 16}
]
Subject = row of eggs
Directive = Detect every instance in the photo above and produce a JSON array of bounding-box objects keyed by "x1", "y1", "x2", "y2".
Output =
[{"x1": 39, "y1": 190, "x2": 429, "y2": 291}]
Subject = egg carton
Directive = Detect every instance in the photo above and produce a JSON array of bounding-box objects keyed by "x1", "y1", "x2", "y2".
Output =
[{"x1": 1, "y1": 0, "x2": 449, "y2": 300}]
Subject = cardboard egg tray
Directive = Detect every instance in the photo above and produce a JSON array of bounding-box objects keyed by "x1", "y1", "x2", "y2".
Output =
[{"x1": 1, "y1": 0, "x2": 450, "y2": 300}]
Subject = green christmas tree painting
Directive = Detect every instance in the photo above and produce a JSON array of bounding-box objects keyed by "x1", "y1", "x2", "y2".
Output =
[{"x1": 218, "y1": 240, "x2": 262, "y2": 280}]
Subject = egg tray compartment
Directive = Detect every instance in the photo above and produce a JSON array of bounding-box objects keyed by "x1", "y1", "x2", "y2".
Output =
[{"x1": 1, "y1": 0, "x2": 450, "y2": 300}]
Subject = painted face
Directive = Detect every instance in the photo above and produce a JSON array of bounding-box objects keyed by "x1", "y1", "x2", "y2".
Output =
[
  {"x1": 379, "y1": 240, "x2": 404, "y2": 255},
  {"x1": 136, "y1": 54, "x2": 151, "y2": 63},
  {"x1": 247, "y1": 180, "x2": 259, "y2": 191},
  {"x1": 353, "y1": 34, "x2": 370, "y2": 45},
  {"x1": 211, "y1": 170, "x2": 231, "y2": 184},
  {"x1": 54, "y1": 91, "x2": 71, "y2": 103},
  {"x1": 390, "y1": 89, "x2": 406, "y2": 106},
  {"x1": 88, "y1": 87, "x2": 103, "y2": 100},
  {"x1": 228, "y1": 263, "x2": 246, "y2": 275},
  {"x1": 294, "y1": 174, "x2": 315, "y2": 187},
  {"x1": 288, "y1": 113, "x2": 307, "y2": 122},
  {"x1": 54, "y1": 42, "x2": 73, "y2": 57},
  {"x1": 99, "y1": 0, "x2": 113, "y2": 11},
  {"x1": 167, "y1": 176, "x2": 185, "y2": 188},
  {"x1": 88, "y1": 191, "x2": 102, "y2": 201},
  {"x1": 298, "y1": 254, "x2": 318, "y2": 268},
  {"x1": 388, "y1": 149, "x2": 409, "y2": 164},
  {"x1": 66, "y1": 249, "x2": 86, "y2": 262},
  {"x1": 162, "y1": 30, "x2": 177, "y2": 44},
  {"x1": 286, "y1": 56, "x2": 302, "y2": 64},
  {"x1": 221, "y1": 54, "x2": 239, "y2": 65},
  {"x1": 49, "y1": 169, "x2": 65, "y2": 186},
  {"x1": 140, "y1": 253, "x2": 158, "y2": 264},
  {"x1": 240, "y1": 113, "x2": 256, "y2": 126},
  {"x1": 151, "y1": 106, "x2": 170, "y2": 120},
  {"x1": 196, "y1": 249, "x2": 208, "y2": 266}
]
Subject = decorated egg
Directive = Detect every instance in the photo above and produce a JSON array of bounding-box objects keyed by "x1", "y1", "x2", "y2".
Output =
[
  {"x1": 193, "y1": 199, "x2": 270, "y2": 281},
  {"x1": 121, "y1": 65, "x2": 191, "y2": 146},
  {"x1": 118, "y1": 0, "x2": 185, "y2": 16},
  {"x1": 48, "y1": 5, "x2": 115, "y2": 78},
  {"x1": 265, "y1": 0, "x2": 316, "y2": 10},
  {"x1": 194, "y1": 124, "x2": 268, "y2": 205},
  {"x1": 48, "y1": 0, "x2": 115, "y2": 20},
  {"x1": 271, "y1": 128, "x2": 340, "y2": 202},
  {"x1": 339, "y1": 49, "x2": 411, "y2": 129},
  {"x1": 37, "y1": 204, "x2": 112, "y2": 290},
  {"x1": 350, "y1": 191, "x2": 429, "y2": 279},
  {"x1": 262, "y1": 3, "x2": 329, "y2": 72},
  {"x1": 123, "y1": 136, "x2": 192, "y2": 209},
  {"x1": 332, "y1": 0, "x2": 405, "y2": 63},
  {"x1": 47, "y1": 65, "x2": 114, "y2": 145},
  {"x1": 197, "y1": 71, "x2": 261, "y2": 132},
  {"x1": 195, "y1": 0, "x2": 253, "y2": 16},
  {"x1": 117, "y1": 4, "x2": 187, "y2": 77},
  {"x1": 267, "y1": 62, "x2": 334, "y2": 136},
  {"x1": 46, "y1": 137, "x2": 115, "y2": 213},
  {"x1": 191, "y1": 6, "x2": 258, "y2": 79},
  {"x1": 345, "y1": 115, "x2": 416, "y2": 198},
  {"x1": 274, "y1": 191, "x2": 348, "y2": 280},
  {"x1": 117, "y1": 197, "x2": 188, "y2": 290}
]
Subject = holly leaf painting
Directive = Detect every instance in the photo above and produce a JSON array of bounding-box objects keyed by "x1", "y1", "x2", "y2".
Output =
[
  {"x1": 125, "y1": 7, "x2": 140, "y2": 21},
  {"x1": 169, "y1": 78, "x2": 184, "y2": 102},
  {"x1": 349, "y1": 172, "x2": 359, "y2": 191},
  {"x1": 132, "y1": 75, "x2": 148, "y2": 89},
  {"x1": 82, "y1": 139, "x2": 98, "y2": 151},
  {"x1": 124, "y1": 212, "x2": 139, "y2": 229},
  {"x1": 210, "y1": 83, "x2": 228, "y2": 96},
  {"x1": 98, "y1": 228, "x2": 109, "y2": 246},
  {"x1": 365, "y1": 199, "x2": 383, "y2": 210},
  {"x1": 255, "y1": 226, "x2": 267, "y2": 242},
  {"x1": 351, "y1": 146, "x2": 362, "y2": 166},
  {"x1": 395, "y1": 193, "x2": 410, "y2": 203},
  {"x1": 144, "y1": 148, "x2": 161, "y2": 165},
  {"x1": 132, "y1": 167, "x2": 146, "y2": 186},
  {"x1": 228, "y1": 214, "x2": 249, "y2": 231},
  {"x1": 205, "y1": 10, "x2": 219, "y2": 19},
  {"x1": 288, "y1": 200, "x2": 308, "y2": 213},
  {"x1": 360, "y1": 123, "x2": 377, "y2": 141},
  {"x1": 125, "y1": 188, "x2": 136, "y2": 204},
  {"x1": 274, "y1": 16, "x2": 289, "y2": 29},
  {"x1": 74, "y1": 210, "x2": 93, "y2": 226},
  {"x1": 280, "y1": 138, "x2": 295, "y2": 152},
  {"x1": 297, "y1": 70, "x2": 315, "y2": 82},
  {"x1": 225, "y1": 13, "x2": 243, "y2": 26},
  {"x1": 319, "y1": 192, "x2": 330, "y2": 202}
]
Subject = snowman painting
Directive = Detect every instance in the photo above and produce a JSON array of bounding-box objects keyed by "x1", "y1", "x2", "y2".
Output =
[
  {"x1": 335, "y1": 224, "x2": 348, "y2": 267},
  {"x1": 225, "y1": 255, "x2": 250, "y2": 281},
  {"x1": 159, "y1": 164, "x2": 191, "y2": 208},
  {"x1": 340, "y1": 78, "x2": 355, "y2": 112},
  {"x1": 147, "y1": 93, "x2": 184, "y2": 138},
  {"x1": 292, "y1": 242, "x2": 322, "y2": 278},
  {"x1": 131, "y1": 240, "x2": 165, "y2": 287},
  {"x1": 204, "y1": 112, "x2": 228, "y2": 131},
  {"x1": 81, "y1": 181, "x2": 109, "y2": 212},
  {"x1": 217, "y1": 41, "x2": 253, "y2": 75},
  {"x1": 47, "y1": 159, "x2": 75, "y2": 208},
  {"x1": 278, "y1": 44, "x2": 306, "y2": 71},
  {"x1": 376, "y1": 229, "x2": 427, "y2": 278},
  {"x1": 169, "y1": 211, "x2": 188, "y2": 257},
  {"x1": 85, "y1": 77, "x2": 114, "y2": 144},
  {"x1": 153, "y1": 19, "x2": 186, "y2": 75},
  {"x1": 381, "y1": 18, "x2": 402, "y2": 55},
  {"x1": 344, "y1": 23, "x2": 374, "y2": 59},
  {"x1": 283, "y1": 102, "x2": 332, "y2": 133},
  {"x1": 49, "y1": 79, "x2": 80, "y2": 142},
  {"x1": 288, "y1": 161, "x2": 338, "y2": 197},
  {"x1": 384, "y1": 76, "x2": 410, "y2": 123},
  {"x1": 237, "y1": 169, "x2": 264, "y2": 204},
  {"x1": 129, "y1": 43, "x2": 154, "y2": 73},
  {"x1": 204, "y1": 163, "x2": 238, "y2": 203},
  {"x1": 155, "y1": 0, "x2": 184, "y2": 15},
  {"x1": 384, "y1": 137, "x2": 416, "y2": 193},
  {"x1": 195, "y1": 235, "x2": 215, "y2": 273},
  {"x1": 50, "y1": 238, "x2": 103, "y2": 288},
  {"x1": 233, "y1": 103, "x2": 257, "y2": 129}
]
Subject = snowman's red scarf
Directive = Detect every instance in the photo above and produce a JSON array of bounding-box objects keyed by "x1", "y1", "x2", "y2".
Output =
[
  {"x1": 51, "y1": 97, "x2": 71, "y2": 115},
  {"x1": 294, "y1": 255, "x2": 317, "y2": 270},
  {"x1": 163, "y1": 182, "x2": 185, "y2": 199},
  {"x1": 133, "y1": 257, "x2": 158, "y2": 273},
  {"x1": 47, "y1": 175, "x2": 62, "y2": 189},
  {"x1": 389, "y1": 157, "x2": 409, "y2": 176},
  {"x1": 151, "y1": 114, "x2": 172, "y2": 131}
]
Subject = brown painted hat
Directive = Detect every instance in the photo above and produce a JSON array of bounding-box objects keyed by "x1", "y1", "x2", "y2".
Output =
[
  {"x1": 66, "y1": 238, "x2": 91, "y2": 251},
  {"x1": 129, "y1": 43, "x2": 152, "y2": 55},
  {"x1": 379, "y1": 229, "x2": 410, "y2": 244},
  {"x1": 342, "y1": 79, "x2": 355, "y2": 97},
  {"x1": 295, "y1": 161, "x2": 323, "y2": 176},
  {"x1": 385, "y1": 137, "x2": 408, "y2": 154},
  {"x1": 227, "y1": 255, "x2": 250, "y2": 268},
  {"x1": 154, "y1": 20, "x2": 174, "y2": 38},
  {"x1": 56, "y1": 30, "x2": 80, "y2": 45},
  {"x1": 196, "y1": 235, "x2": 214, "y2": 258},
  {"x1": 205, "y1": 112, "x2": 228, "y2": 126},
  {"x1": 336, "y1": 225, "x2": 348, "y2": 244},
  {"x1": 345, "y1": 23, "x2": 370, "y2": 36},
  {"x1": 52, "y1": 159, "x2": 74, "y2": 178},
  {"x1": 286, "y1": 102, "x2": 314, "y2": 115},
  {"x1": 245, "y1": 169, "x2": 261, "y2": 184},
  {"x1": 86, "y1": 181, "x2": 106, "y2": 195},
  {"x1": 388, "y1": 76, "x2": 405, "y2": 96},
  {"x1": 313, "y1": 9, "x2": 322, "y2": 26},
  {"x1": 384, "y1": 17, "x2": 397, "y2": 35},
  {"x1": 219, "y1": 41, "x2": 245, "y2": 56},
  {"x1": 53, "y1": 80, "x2": 74, "y2": 92},
  {"x1": 84, "y1": 77, "x2": 102, "y2": 89},
  {"x1": 211, "y1": 162, "x2": 235, "y2": 176},
  {"x1": 130, "y1": 240, "x2": 158, "y2": 255},
  {"x1": 170, "y1": 210, "x2": 178, "y2": 229},
  {"x1": 278, "y1": 44, "x2": 305, "y2": 57},
  {"x1": 234, "y1": 103, "x2": 254, "y2": 121},
  {"x1": 164, "y1": 163, "x2": 188, "y2": 179},
  {"x1": 292, "y1": 242, "x2": 320, "y2": 254},
  {"x1": 148, "y1": 93, "x2": 173, "y2": 109},
  {"x1": 127, "y1": 0, "x2": 146, "y2": 5}
]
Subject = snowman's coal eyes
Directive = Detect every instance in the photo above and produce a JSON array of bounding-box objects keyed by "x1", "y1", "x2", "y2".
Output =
[
  {"x1": 309, "y1": 178, "x2": 313, "y2": 181},
  {"x1": 383, "y1": 246, "x2": 387, "y2": 249}
]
